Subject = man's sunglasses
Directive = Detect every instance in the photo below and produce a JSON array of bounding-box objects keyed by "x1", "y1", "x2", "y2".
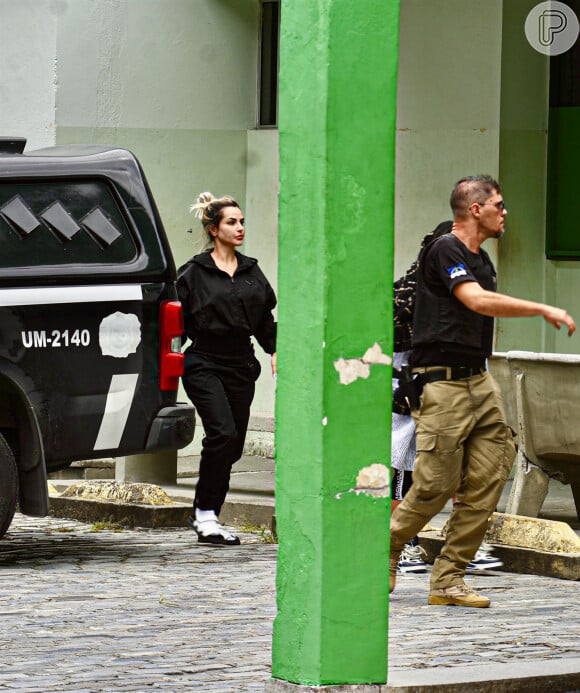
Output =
[{"x1": 473, "y1": 200, "x2": 506, "y2": 211}]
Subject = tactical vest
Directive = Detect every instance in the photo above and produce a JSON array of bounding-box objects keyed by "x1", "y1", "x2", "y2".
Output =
[{"x1": 412, "y1": 235, "x2": 496, "y2": 358}]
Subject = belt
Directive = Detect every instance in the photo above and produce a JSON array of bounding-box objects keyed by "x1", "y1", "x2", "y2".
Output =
[{"x1": 413, "y1": 365, "x2": 487, "y2": 383}]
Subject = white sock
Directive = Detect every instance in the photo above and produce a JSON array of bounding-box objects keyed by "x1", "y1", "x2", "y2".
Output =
[
  {"x1": 194, "y1": 509, "x2": 236, "y2": 539},
  {"x1": 195, "y1": 509, "x2": 217, "y2": 523}
]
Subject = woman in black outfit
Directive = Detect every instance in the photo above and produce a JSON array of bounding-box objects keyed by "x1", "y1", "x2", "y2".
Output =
[{"x1": 177, "y1": 192, "x2": 277, "y2": 545}]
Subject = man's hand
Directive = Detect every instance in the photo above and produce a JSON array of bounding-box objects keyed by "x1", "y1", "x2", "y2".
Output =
[{"x1": 542, "y1": 307, "x2": 576, "y2": 336}]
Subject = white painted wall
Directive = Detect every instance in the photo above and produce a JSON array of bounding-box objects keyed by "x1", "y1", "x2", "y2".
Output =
[
  {"x1": 56, "y1": 0, "x2": 258, "y2": 131},
  {"x1": 0, "y1": 0, "x2": 58, "y2": 149},
  {"x1": 245, "y1": 129, "x2": 279, "y2": 421},
  {"x1": 394, "y1": 0, "x2": 503, "y2": 278},
  {"x1": 0, "y1": 0, "x2": 274, "y2": 457},
  {"x1": 3, "y1": 0, "x2": 570, "y2": 449}
]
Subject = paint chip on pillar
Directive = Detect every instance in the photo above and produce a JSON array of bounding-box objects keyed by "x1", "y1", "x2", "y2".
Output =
[
  {"x1": 333, "y1": 342, "x2": 392, "y2": 385},
  {"x1": 335, "y1": 463, "x2": 391, "y2": 499}
]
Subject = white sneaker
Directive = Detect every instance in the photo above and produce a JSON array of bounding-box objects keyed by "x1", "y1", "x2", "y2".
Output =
[
  {"x1": 397, "y1": 543, "x2": 428, "y2": 574},
  {"x1": 188, "y1": 510, "x2": 240, "y2": 546},
  {"x1": 467, "y1": 542, "x2": 503, "y2": 571}
]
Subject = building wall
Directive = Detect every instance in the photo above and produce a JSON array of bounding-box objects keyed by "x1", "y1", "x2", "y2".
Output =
[
  {"x1": 54, "y1": 0, "x2": 260, "y2": 268},
  {"x1": 394, "y1": 0, "x2": 503, "y2": 278},
  {"x1": 498, "y1": 0, "x2": 580, "y2": 355},
  {"x1": 244, "y1": 129, "x2": 279, "y2": 420},
  {"x1": 1, "y1": 0, "x2": 577, "y2": 439},
  {"x1": 0, "y1": 0, "x2": 278, "y2": 454},
  {"x1": 0, "y1": 0, "x2": 58, "y2": 148},
  {"x1": 396, "y1": 0, "x2": 579, "y2": 356}
]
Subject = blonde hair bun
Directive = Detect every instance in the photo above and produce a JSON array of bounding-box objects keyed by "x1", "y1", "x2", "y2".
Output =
[{"x1": 190, "y1": 191, "x2": 215, "y2": 218}]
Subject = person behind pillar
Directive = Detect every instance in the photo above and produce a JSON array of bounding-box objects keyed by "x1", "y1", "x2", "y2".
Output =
[
  {"x1": 177, "y1": 192, "x2": 277, "y2": 545},
  {"x1": 389, "y1": 175, "x2": 576, "y2": 607}
]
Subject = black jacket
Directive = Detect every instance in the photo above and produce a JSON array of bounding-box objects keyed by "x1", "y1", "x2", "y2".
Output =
[{"x1": 177, "y1": 250, "x2": 277, "y2": 356}]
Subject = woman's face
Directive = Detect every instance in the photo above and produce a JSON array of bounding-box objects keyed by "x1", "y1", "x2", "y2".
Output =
[{"x1": 211, "y1": 206, "x2": 245, "y2": 247}]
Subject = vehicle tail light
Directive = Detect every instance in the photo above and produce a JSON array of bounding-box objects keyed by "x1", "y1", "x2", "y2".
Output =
[{"x1": 159, "y1": 300, "x2": 185, "y2": 391}]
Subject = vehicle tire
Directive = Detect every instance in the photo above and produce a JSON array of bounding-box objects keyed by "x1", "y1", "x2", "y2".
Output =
[{"x1": 0, "y1": 433, "x2": 18, "y2": 540}]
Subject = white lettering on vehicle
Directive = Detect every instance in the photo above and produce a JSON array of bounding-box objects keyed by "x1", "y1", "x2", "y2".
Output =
[{"x1": 21, "y1": 329, "x2": 91, "y2": 349}]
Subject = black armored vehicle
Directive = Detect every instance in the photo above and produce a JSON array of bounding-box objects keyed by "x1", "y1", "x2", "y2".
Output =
[{"x1": 0, "y1": 138, "x2": 195, "y2": 538}]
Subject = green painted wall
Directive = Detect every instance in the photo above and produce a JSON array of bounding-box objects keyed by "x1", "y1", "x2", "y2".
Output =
[
  {"x1": 272, "y1": 0, "x2": 399, "y2": 685},
  {"x1": 4, "y1": 0, "x2": 577, "y2": 445}
]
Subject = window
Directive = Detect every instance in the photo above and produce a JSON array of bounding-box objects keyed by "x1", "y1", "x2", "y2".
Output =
[
  {"x1": 0, "y1": 181, "x2": 138, "y2": 273},
  {"x1": 258, "y1": 1, "x2": 280, "y2": 127}
]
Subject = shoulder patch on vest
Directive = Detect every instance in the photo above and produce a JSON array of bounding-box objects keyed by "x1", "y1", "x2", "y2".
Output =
[{"x1": 447, "y1": 263, "x2": 467, "y2": 280}]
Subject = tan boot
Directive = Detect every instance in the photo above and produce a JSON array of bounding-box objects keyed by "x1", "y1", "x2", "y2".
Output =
[{"x1": 428, "y1": 582, "x2": 491, "y2": 608}]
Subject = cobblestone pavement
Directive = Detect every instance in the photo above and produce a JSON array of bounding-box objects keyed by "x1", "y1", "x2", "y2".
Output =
[
  {"x1": 0, "y1": 514, "x2": 275, "y2": 692},
  {"x1": 388, "y1": 569, "x2": 580, "y2": 677},
  {"x1": 1, "y1": 514, "x2": 579, "y2": 692}
]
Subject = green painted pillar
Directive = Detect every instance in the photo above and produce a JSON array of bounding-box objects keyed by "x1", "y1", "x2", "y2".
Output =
[{"x1": 270, "y1": 0, "x2": 400, "y2": 687}]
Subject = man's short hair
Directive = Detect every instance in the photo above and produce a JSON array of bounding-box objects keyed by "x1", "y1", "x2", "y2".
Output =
[{"x1": 450, "y1": 175, "x2": 501, "y2": 218}]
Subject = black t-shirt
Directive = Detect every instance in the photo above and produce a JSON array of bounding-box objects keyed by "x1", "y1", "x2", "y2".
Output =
[{"x1": 411, "y1": 234, "x2": 495, "y2": 367}]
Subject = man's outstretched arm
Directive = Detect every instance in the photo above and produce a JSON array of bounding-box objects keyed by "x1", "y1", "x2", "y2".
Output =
[{"x1": 453, "y1": 281, "x2": 577, "y2": 336}]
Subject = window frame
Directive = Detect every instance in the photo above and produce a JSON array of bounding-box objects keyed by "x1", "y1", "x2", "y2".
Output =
[{"x1": 257, "y1": 0, "x2": 280, "y2": 128}]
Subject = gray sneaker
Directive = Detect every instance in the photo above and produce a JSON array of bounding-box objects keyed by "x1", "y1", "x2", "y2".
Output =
[{"x1": 428, "y1": 582, "x2": 491, "y2": 608}]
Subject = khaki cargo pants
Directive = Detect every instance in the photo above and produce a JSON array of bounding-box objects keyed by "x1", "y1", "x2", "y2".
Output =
[{"x1": 390, "y1": 371, "x2": 516, "y2": 589}]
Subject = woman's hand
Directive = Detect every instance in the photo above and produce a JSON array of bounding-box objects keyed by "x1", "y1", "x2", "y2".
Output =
[{"x1": 271, "y1": 352, "x2": 277, "y2": 376}]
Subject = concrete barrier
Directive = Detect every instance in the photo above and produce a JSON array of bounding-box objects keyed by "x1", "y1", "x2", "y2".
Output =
[{"x1": 489, "y1": 351, "x2": 580, "y2": 520}]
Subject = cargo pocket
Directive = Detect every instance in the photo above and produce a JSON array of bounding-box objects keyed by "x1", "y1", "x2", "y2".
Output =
[
  {"x1": 416, "y1": 432, "x2": 437, "y2": 454},
  {"x1": 413, "y1": 430, "x2": 463, "y2": 493}
]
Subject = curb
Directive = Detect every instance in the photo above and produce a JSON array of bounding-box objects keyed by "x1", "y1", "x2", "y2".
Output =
[
  {"x1": 49, "y1": 490, "x2": 578, "y2": 581},
  {"x1": 49, "y1": 495, "x2": 191, "y2": 529},
  {"x1": 49, "y1": 494, "x2": 276, "y2": 533},
  {"x1": 419, "y1": 531, "x2": 580, "y2": 581},
  {"x1": 265, "y1": 657, "x2": 580, "y2": 693},
  {"x1": 385, "y1": 657, "x2": 580, "y2": 692}
]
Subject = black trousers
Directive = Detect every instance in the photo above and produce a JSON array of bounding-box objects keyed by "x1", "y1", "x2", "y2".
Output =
[{"x1": 182, "y1": 351, "x2": 261, "y2": 515}]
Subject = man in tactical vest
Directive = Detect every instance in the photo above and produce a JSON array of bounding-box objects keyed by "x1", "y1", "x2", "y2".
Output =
[{"x1": 389, "y1": 175, "x2": 576, "y2": 608}]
